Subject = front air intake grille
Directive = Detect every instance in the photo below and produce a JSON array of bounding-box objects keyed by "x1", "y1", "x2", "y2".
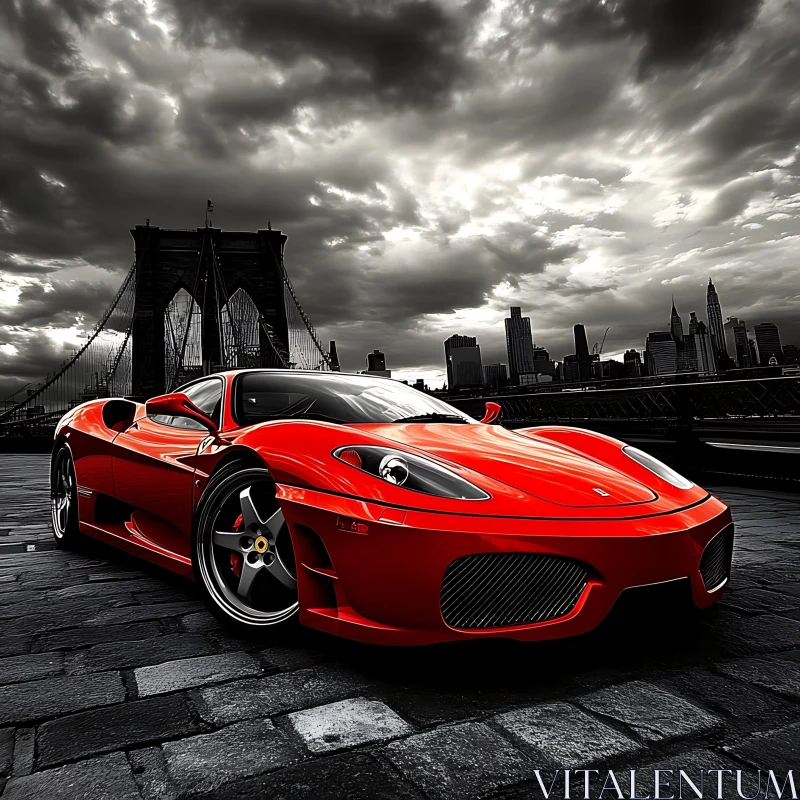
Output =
[
  {"x1": 440, "y1": 552, "x2": 589, "y2": 630},
  {"x1": 699, "y1": 525, "x2": 734, "y2": 591}
]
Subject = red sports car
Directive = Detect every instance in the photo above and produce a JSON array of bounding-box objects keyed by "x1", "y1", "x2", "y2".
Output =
[{"x1": 51, "y1": 369, "x2": 733, "y2": 645}]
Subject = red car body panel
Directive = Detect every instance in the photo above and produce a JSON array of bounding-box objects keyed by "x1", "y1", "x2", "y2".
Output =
[{"x1": 54, "y1": 370, "x2": 733, "y2": 645}]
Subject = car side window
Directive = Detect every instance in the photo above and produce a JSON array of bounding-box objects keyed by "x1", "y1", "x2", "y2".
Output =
[{"x1": 149, "y1": 379, "x2": 223, "y2": 431}]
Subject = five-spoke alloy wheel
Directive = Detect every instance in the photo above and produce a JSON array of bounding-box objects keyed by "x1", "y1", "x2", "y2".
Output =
[{"x1": 194, "y1": 462, "x2": 298, "y2": 629}]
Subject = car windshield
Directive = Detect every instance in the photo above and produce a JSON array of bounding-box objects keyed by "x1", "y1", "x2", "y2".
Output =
[{"x1": 234, "y1": 372, "x2": 478, "y2": 426}]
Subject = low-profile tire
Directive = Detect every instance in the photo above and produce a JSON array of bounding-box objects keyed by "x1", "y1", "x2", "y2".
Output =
[
  {"x1": 192, "y1": 460, "x2": 299, "y2": 633},
  {"x1": 50, "y1": 446, "x2": 82, "y2": 548}
]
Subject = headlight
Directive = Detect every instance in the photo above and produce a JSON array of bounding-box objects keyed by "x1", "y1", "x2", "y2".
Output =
[
  {"x1": 623, "y1": 445, "x2": 693, "y2": 490},
  {"x1": 333, "y1": 445, "x2": 489, "y2": 500}
]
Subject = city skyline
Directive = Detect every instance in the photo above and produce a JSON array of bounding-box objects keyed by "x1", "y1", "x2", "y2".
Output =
[{"x1": 1, "y1": 1, "x2": 800, "y2": 397}]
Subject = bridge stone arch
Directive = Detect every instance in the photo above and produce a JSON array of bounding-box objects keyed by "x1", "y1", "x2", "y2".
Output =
[{"x1": 130, "y1": 224, "x2": 288, "y2": 398}]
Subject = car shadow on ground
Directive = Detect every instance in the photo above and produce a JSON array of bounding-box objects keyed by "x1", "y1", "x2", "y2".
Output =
[{"x1": 71, "y1": 534, "x2": 728, "y2": 703}]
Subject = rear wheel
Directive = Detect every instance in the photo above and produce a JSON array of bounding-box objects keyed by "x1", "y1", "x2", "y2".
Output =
[
  {"x1": 50, "y1": 447, "x2": 81, "y2": 548},
  {"x1": 193, "y1": 462, "x2": 298, "y2": 631}
]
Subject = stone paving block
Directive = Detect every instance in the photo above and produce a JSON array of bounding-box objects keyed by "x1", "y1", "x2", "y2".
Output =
[
  {"x1": 164, "y1": 718, "x2": 303, "y2": 795},
  {"x1": 493, "y1": 701, "x2": 642, "y2": 766},
  {"x1": 179, "y1": 609, "x2": 221, "y2": 632},
  {"x1": 0, "y1": 671, "x2": 125, "y2": 725},
  {"x1": 288, "y1": 697, "x2": 412, "y2": 754},
  {"x1": 0, "y1": 634, "x2": 31, "y2": 659},
  {"x1": 721, "y1": 588, "x2": 800, "y2": 614},
  {"x1": 135, "y1": 651, "x2": 261, "y2": 697},
  {"x1": 32, "y1": 620, "x2": 162, "y2": 652},
  {"x1": 383, "y1": 721, "x2": 533, "y2": 800},
  {"x1": 0, "y1": 651, "x2": 62, "y2": 685},
  {"x1": 199, "y1": 664, "x2": 370, "y2": 724},
  {"x1": 2, "y1": 752, "x2": 141, "y2": 800},
  {"x1": 10, "y1": 728, "x2": 34, "y2": 777},
  {"x1": 0, "y1": 727, "x2": 13, "y2": 777},
  {"x1": 128, "y1": 747, "x2": 179, "y2": 800},
  {"x1": 661, "y1": 667, "x2": 787, "y2": 717},
  {"x1": 48, "y1": 578, "x2": 163, "y2": 599},
  {"x1": 66, "y1": 632, "x2": 214, "y2": 674},
  {"x1": 387, "y1": 688, "x2": 481, "y2": 728},
  {"x1": 212, "y1": 751, "x2": 423, "y2": 800},
  {"x1": 727, "y1": 723, "x2": 800, "y2": 770},
  {"x1": 717, "y1": 657, "x2": 800, "y2": 699},
  {"x1": 579, "y1": 680, "x2": 722, "y2": 743},
  {"x1": 727, "y1": 614, "x2": 800, "y2": 652},
  {"x1": 86, "y1": 600, "x2": 202, "y2": 626},
  {"x1": 37, "y1": 693, "x2": 201, "y2": 767}
]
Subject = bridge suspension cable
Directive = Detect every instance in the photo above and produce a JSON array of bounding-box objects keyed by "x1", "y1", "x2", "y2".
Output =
[
  {"x1": 0, "y1": 261, "x2": 136, "y2": 430},
  {"x1": 0, "y1": 224, "x2": 331, "y2": 436}
]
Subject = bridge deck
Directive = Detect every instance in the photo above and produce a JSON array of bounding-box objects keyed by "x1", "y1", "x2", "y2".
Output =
[{"x1": 0, "y1": 456, "x2": 798, "y2": 799}]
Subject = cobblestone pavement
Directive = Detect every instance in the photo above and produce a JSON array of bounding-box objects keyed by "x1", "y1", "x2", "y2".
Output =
[{"x1": 0, "y1": 455, "x2": 798, "y2": 799}]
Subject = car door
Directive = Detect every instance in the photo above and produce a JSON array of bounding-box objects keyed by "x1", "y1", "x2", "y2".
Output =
[{"x1": 111, "y1": 377, "x2": 224, "y2": 548}]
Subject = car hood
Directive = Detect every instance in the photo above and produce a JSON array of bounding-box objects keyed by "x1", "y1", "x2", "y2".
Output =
[{"x1": 355, "y1": 422, "x2": 657, "y2": 508}]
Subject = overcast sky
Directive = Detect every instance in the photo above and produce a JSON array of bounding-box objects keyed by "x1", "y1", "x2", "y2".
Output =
[{"x1": 1, "y1": 0, "x2": 799, "y2": 393}]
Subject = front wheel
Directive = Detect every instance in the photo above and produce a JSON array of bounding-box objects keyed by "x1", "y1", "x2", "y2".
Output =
[
  {"x1": 50, "y1": 447, "x2": 81, "y2": 548},
  {"x1": 193, "y1": 462, "x2": 298, "y2": 631}
]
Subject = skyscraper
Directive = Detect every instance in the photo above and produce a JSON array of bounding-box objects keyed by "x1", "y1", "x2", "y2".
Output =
[
  {"x1": 573, "y1": 324, "x2": 592, "y2": 381},
  {"x1": 688, "y1": 312, "x2": 700, "y2": 335},
  {"x1": 646, "y1": 331, "x2": 677, "y2": 375},
  {"x1": 754, "y1": 323, "x2": 783, "y2": 365},
  {"x1": 623, "y1": 349, "x2": 642, "y2": 377},
  {"x1": 504, "y1": 308, "x2": 535, "y2": 385},
  {"x1": 670, "y1": 299, "x2": 684, "y2": 343},
  {"x1": 694, "y1": 321, "x2": 716, "y2": 375},
  {"x1": 725, "y1": 317, "x2": 751, "y2": 368},
  {"x1": 706, "y1": 278, "x2": 728, "y2": 359},
  {"x1": 483, "y1": 363, "x2": 508, "y2": 390},
  {"x1": 444, "y1": 335, "x2": 483, "y2": 388}
]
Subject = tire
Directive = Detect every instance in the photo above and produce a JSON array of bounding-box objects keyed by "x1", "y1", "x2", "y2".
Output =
[
  {"x1": 50, "y1": 446, "x2": 81, "y2": 548},
  {"x1": 192, "y1": 460, "x2": 299, "y2": 633}
]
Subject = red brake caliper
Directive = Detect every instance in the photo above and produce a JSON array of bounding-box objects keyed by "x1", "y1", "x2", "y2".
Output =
[{"x1": 230, "y1": 514, "x2": 243, "y2": 578}]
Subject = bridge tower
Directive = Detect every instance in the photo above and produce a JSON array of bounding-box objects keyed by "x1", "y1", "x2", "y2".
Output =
[{"x1": 130, "y1": 224, "x2": 289, "y2": 398}]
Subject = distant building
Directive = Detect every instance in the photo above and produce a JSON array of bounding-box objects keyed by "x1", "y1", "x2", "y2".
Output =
[
  {"x1": 364, "y1": 349, "x2": 391, "y2": 377},
  {"x1": 670, "y1": 300, "x2": 684, "y2": 344},
  {"x1": 646, "y1": 331, "x2": 677, "y2": 375},
  {"x1": 749, "y1": 339, "x2": 759, "y2": 367},
  {"x1": 688, "y1": 312, "x2": 701, "y2": 335},
  {"x1": 562, "y1": 354, "x2": 581, "y2": 382},
  {"x1": 413, "y1": 378, "x2": 426, "y2": 391},
  {"x1": 519, "y1": 372, "x2": 553, "y2": 385},
  {"x1": 693, "y1": 321, "x2": 716, "y2": 375},
  {"x1": 623, "y1": 349, "x2": 642, "y2": 377},
  {"x1": 754, "y1": 323, "x2": 783, "y2": 365},
  {"x1": 597, "y1": 360, "x2": 625, "y2": 380},
  {"x1": 573, "y1": 324, "x2": 592, "y2": 381},
  {"x1": 706, "y1": 278, "x2": 728, "y2": 359},
  {"x1": 531, "y1": 346, "x2": 556, "y2": 377},
  {"x1": 725, "y1": 317, "x2": 751, "y2": 368},
  {"x1": 483, "y1": 363, "x2": 508, "y2": 390},
  {"x1": 444, "y1": 335, "x2": 483, "y2": 389},
  {"x1": 783, "y1": 344, "x2": 800, "y2": 366},
  {"x1": 328, "y1": 340, "x2": 340, "y2": 372},
  {"x1": 504, "y1": 308, "x2": 535, "y2": 385}
]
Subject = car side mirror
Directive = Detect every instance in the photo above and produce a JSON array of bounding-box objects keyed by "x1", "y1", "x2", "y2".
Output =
[
  {"x1": 480, "y1": 402, "x2": 501, "y2": 424},
  {"x1": 145, "y1": 392, "x2": 219, "y2": 434}
]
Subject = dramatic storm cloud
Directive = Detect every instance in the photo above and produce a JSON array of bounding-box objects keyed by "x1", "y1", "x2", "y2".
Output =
[{"x1": 0, "y1": 0, "x2": 798, "y2": 393}]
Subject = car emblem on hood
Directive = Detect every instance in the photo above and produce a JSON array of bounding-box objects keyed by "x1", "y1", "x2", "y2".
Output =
[{"x1": 593, "y1": 488, "x2": 611, "y2": 497}]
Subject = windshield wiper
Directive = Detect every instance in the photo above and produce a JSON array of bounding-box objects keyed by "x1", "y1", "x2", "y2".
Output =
[{"x1": 392, "y1": 413, "x2": 470, "y2": 424}]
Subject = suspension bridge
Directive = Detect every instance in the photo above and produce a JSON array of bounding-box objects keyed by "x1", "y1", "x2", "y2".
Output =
[{"x1": 0, "y1": 223, "x2": 335, "y2": 440}]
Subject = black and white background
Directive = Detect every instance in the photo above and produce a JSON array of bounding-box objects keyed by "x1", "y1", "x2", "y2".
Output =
[{"x1": 1, "y1": 0, "x2": 799, "y2": 390}]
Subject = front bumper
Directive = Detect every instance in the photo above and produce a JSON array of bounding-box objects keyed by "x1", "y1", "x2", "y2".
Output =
[{"x1": 276, "y1": 485, "x2": 733, "y2": 646}]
